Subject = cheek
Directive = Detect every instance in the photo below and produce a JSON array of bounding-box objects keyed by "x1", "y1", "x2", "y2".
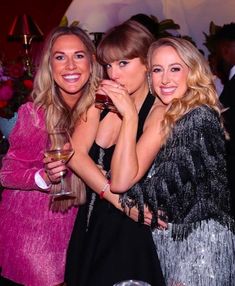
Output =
[
  {"x1": 83, "y1": 64, "x2": 91, "y2": 81},
  {"x1": 106, "y1": 69, "x2": 111, "y2": 78},
  {"x1": 179, "y1": 75, "x2": 188, "y2": 90},
  {"x1": 152, "y1": 75, "x2": 160, "y2": 89},
  {"x1": 51, "y1": 63, "x2": 61, "y2": 78}
]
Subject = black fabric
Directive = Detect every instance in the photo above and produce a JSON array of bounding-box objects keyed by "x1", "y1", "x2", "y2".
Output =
[
  {"x1": 220, "y1": 75, "x2": 235, "y2": 218},
  {"x1": 65, "y1": 93, "x2": 165, "y2": 286}
]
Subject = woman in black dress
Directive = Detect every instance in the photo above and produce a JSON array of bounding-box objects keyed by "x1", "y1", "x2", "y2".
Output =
[{"x1": 46, "y1": 20, "x2": 166, "y2": 286}]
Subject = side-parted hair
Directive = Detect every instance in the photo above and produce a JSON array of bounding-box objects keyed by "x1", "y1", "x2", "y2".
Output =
[
  {"x1": 96, "y1": 19, "x2": 155, "y2": 66},
  {"x1": 32, "y1": 25, "x2": 102, "y2": 134},
  {"x1": 147, "y1": 37, "x2": 226, "y2": 142},
  {"x1": 31, "y1": 26, "x2": 102, "y2": 207}
]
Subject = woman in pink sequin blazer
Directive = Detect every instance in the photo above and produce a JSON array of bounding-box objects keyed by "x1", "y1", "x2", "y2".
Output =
[{"x1": 0, "y1": 25, "x2": 101, "y2": 286}]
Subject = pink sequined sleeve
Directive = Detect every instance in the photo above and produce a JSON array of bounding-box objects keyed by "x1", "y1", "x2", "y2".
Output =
[{"x1": 0, "y1": 102, "x2": 47, "y2": 191}]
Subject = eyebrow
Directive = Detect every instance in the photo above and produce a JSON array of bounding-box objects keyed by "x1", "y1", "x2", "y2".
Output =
[
  {"x1": 52, "y1": 50, "x2": 86, "y2": 55},
  {"x1": 152, "y1": 62, "x2": 183, "y2": 67}
]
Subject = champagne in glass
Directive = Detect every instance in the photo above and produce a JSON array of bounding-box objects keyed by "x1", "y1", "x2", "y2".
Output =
[
  {"x1": 44, "y1": 149, "x2": 74, "y2": 162},
  {"x1": 44, "y1": 129, "x2": 74, "y2": 197}
]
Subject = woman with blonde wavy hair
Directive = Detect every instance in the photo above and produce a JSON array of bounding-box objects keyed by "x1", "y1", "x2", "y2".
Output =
[
  {"x1": 0, "y1": 25, "x2": 101, "y2": 286},
  {"x1": 108, "y1": 37, "x2": 235, "y2": 285}
]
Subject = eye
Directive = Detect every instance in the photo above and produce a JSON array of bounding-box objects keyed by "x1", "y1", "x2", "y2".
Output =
[
  {"x1": 54, "y1": 54, "x2": 64, "y2": 61},
  {"x1": 104, "y1": 63, "x2": 112, "y2": 70},
  {"x1": 171, "y1": 66, "x2": 181, "y2": 72},
  {"x1": 119, "y1": 60, "x2": 129, "y2": 67},
  {"x1": 75, "y1": 53, "x2": 85, "y2": 59},
  {"x1": 152, "y1": 67, "x2": 162, "y2": 73}
]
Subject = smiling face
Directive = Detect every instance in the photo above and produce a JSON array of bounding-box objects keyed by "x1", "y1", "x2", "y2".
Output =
[
  {"x1": 105, "y1": 57, "x2": 148, "y2": 96},
  {"x1": 51, "y1": 34, "x2": 91, "y2": 107},
  {"x1": 150, "y1": 45, "x2": 189, "y2": 105}
]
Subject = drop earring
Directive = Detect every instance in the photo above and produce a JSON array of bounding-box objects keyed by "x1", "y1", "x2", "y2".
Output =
[{"x1": 147, "y1": 73, "x2": 152, "y2": 94}]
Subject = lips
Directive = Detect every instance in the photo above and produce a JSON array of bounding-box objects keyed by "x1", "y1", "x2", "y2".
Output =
[
  {"x1": 62, "y1": 73, "x2": 80, "y2": 82},
  {"x1": 160, "y1": 87, "x2": 176, "y2": 95}
]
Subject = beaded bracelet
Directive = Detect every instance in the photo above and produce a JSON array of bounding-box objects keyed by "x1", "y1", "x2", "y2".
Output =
[{"x1": 99, "y1": 180, "x2": 110, "y2": 199}]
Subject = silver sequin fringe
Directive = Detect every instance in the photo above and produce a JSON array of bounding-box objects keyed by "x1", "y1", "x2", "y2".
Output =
[{"x1": 152, "y1": 219, "x2": 235, "y2": 286}]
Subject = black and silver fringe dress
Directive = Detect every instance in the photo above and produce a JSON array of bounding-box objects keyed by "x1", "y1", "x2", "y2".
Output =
[{"x1": 121, "y1": 105, "x2": 235, "y2": 286}]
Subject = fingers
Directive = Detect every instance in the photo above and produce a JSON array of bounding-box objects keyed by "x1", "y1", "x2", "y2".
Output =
[
  {"x1": 143, "y1": 216, "x2": 152, "y2": 226},
  {"x1": 124, "y1": 206, "x2": 152, "y2": 226},
  {"x1": 98, "y1": 80, "x2": 127, "y2": 97},
  {"x1": 124, "y1": 206, "x2": 138, "y2": 222},
  {"x1": 43, "y1": 159, "x2": 67, "y2": 183},
  {"x1": 157, "y1": 218, "x2": 168, "y2": 230}
]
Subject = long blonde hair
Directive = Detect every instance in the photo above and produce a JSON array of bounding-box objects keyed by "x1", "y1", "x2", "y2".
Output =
[
  {"x1": 32, "y1": 25, "x2": 102, "y2": 133},
  {"x1": 148, "y1": 37, "x2": 225, "y2": 143},
  {"x1": 32, "y1": 26, "x2": 102, "y2": 208}
]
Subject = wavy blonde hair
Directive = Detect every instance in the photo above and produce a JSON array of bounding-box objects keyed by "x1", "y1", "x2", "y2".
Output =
[
  {"x1": 148, "y1": 37, "x2": 226, "y2": 143},
  {"x1": 32, "y1": 26, "x2": 102, "y2": 208},
  {"x1": 32, "y1": 25, "x2": 102, "y2": 133}
]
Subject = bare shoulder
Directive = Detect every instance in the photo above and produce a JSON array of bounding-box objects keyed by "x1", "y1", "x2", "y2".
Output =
[
  {"x1": 144, "y1": 100, "x2": 166, "y2": 130},
  {"x1": 76, "y1": 104, "x2": 100, "y2": 128}
]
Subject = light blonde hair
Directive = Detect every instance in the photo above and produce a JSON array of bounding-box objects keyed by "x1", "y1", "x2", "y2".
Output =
[
  {"x1": 32, "y1": 26, "x2": 102, "y2": 208},
  {"x1": 148, "y1": 37, "x2": 225, "y2": 143}
]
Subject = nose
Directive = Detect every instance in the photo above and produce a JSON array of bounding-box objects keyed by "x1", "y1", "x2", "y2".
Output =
[
  {"x1": 66, "y1": 57, "x2": 76, "y2": 70},
  {"x1": 162, "y1": 71, "x2": 170, "y2": 85},
  {"x1": 108, "y1": 67, "x2": 120, "y2": 81}
]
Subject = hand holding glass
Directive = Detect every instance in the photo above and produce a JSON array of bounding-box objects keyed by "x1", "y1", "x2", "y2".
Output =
[
  {"x1": 95, "y1": 92, "x2": 118, "y2": 113},
  {"x1": 44, "y1": 129, "x2": 74, "y2": 197},
  {"x1": 95, "y1": 81, "x2": 119, "y2": 113}
]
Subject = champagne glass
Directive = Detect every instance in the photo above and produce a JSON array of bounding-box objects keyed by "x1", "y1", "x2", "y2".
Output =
[
  {"x1": 44, "y1": 129, "x2": 74, "y2": 197},
  {"x1": 113, "y1": 280, "x2": 151, "y2": 286}
]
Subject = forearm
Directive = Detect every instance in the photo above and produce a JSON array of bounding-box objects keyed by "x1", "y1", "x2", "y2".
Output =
[
  {"x1": 0, "y1": 157, "x2": 42, "y2": 190},
  {"x1": 69, "y1": 153, "x2": 120, "y2": 206},
  {"x1": 111, "y1": 114, "x2": 139, "y2": 192}
]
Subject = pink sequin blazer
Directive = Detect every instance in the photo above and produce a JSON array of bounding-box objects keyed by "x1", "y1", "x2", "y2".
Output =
[{"x1": 0, "y1": 102, "x2": 78, "y2": 286}]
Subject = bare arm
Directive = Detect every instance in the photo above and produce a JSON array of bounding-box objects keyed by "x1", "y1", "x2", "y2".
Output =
[
  {"x1": 110, "y1": 102, "x2": 166, "y2": 192},
  {"x1": 67, "y1": 105, "x2": 121, "y2": 205},
  {"x1": 96, "y1": 81, "x2": 165, "y2": 192}
]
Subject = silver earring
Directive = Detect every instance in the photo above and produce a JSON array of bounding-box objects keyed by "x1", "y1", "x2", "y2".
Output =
[{"x1": 147, "y1": 73, "x2": 152, "y2": 94}]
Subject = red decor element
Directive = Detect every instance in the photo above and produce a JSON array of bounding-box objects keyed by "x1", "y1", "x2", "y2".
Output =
[{"x1": 8, "y1": 14, "x2": 43, "y2": 41}]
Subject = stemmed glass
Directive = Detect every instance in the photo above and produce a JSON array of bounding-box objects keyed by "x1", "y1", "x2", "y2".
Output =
[{"x1": 44, "y1": 129, "x2": 74, "y2": 197}]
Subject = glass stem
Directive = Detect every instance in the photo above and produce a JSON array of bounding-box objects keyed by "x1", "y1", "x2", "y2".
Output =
[{"x1": 60, "y1": 175, "x2": 65, "y2": 194}]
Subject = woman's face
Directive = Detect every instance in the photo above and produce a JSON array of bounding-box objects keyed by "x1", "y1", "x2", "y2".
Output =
[
  {"x1": 150, "y1": 45, "x2": 189, "y2": 105},
  {"x1": 51, "y1": 34, "x2": 91, "y2": 107},
  {"x1": 105, "y1": 57, "x2": 147, "y2": 96}
]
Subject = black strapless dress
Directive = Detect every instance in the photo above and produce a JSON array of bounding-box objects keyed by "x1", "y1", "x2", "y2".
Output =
[{"x1": 65, "y1": 93, "x2": 165, "y2": 286}]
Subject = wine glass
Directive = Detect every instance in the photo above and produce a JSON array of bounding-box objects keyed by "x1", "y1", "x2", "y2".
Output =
[
  {"x1": 113, "y1": 280, "x2": 151, "y2": 286},
  {"x1": 44, "y1": 129, "x2": 74, "y2": 197}
]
